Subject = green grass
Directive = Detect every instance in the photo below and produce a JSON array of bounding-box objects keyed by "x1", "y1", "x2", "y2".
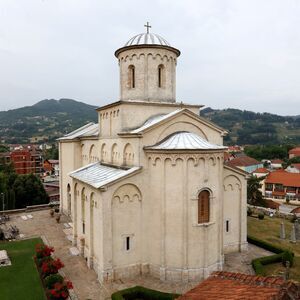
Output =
[
  {"x1": 248, "y1": 216, "x2": 300, "y2": 281},
  {"x1": 0, "y1": 238, "x2": 46, "y2": 300}
]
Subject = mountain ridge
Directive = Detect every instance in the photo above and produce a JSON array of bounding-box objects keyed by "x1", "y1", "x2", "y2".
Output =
[
  {"x1": 0, "y1": 99, "x2": 98, "y2": 144},
  {"x1": 0, "y1": 99, "x2": 299, "y2": 145}
]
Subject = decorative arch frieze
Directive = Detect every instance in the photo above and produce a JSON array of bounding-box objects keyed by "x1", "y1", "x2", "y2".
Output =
[
  {"x1": 112, "y1": 183, "x2": 142, "y2": 205},
  {"x1": 147, "y1": 153, "x2": 220, "y2": 168},
  {"x1": 223, "y1": 174, "x2": 242, "y2": 191},
  {"x1": 120, "y1": 52, "x2": 175, "y2": 63}
]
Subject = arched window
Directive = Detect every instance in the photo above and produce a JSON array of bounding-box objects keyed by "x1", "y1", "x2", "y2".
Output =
[
  {"x1": 198, "y1": 190, "x2": 210, "y2": 223},
  {"x1": 128, "y1": 65, "x2": 135, "y2": 88},
  {"x1": 158, "y1": 64, "x2": 165, "y2": 88}
]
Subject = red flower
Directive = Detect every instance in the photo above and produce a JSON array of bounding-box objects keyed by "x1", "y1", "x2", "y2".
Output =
[
  {"x1": 35, "y1": 244, "x2": 54, "y2": 259},
  {"x1": 41, "y1": 258, "x2": 64, "y2": 277},
  {"x1": 48, "y1": 279, "x2": 72, "y2": 299},
  {"x1": 66, "y1": 281, "x2": 73, "y2": 289}
]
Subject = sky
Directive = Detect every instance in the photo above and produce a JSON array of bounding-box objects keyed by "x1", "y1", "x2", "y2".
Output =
[{"x1": 1, "y1": 0, "x2": 300, "y2": 115}]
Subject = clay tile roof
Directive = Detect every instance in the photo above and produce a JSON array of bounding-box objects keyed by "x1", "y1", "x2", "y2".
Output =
[
  {"x1": 271, "y1": 159, "x2": 283, "y2": 164},
  {"x1": 291, "y1": 163, "x2": 300, "y2": 170},
  {"x1": 178, "y1": 271, "x2": 300, "y2": 300},
  {"x1": 226, "y1": 155, "x2": 261, "y2": 167},
  {"x1": 289, "y1": 147, "x2": 300, "y2": 155},
  {"x1": 252, "y1": 167, "x2": 269, "y2": 174},
  {"x1": 265, "y1": 169, "x2": 300, "y2": 188},
  {"x1": 265, "y1": 199, "x2": 280, "y2": 209},
  {"x1": 291, "y1": 206, "x2": 300, "y2": 214}
]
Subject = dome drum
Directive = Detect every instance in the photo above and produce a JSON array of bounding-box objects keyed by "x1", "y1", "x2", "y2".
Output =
[{"x1": 116, "y1": 30, "x2": 179, "y2": 103}]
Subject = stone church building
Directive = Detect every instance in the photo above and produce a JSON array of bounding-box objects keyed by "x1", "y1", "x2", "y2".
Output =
[{"x1": 59, "y1": 27, "x2": 247, "y2": 283}]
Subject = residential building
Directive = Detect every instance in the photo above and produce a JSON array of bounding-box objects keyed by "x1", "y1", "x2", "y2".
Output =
[
  {"x1": 0, "y1": 148, "x2": 43, "y2": 176},
  {"x1": 43, "y1": 159, "x2": 59, "y2": 176},
  {"x1": 270, "y1": 159, "x2": 283, "y2": 169},
  {"x1": 286, "y1": 163, "x2": 300, "y2": 173},
  {"x1": 252, "y1": 167, "x2": 269, "y2": 178},
  {"x1": 226, "y1": 155, "x2": 263, "y2": 173},
  {"x1": 264, "y1": 169, "x2": 300, "y2": 201},
  {"x1": 288, "y1": 147, "x2": 300, "y2": 159}
]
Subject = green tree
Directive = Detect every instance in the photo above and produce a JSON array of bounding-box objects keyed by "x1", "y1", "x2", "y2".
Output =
[{"x1": 247, "y1": 175, "x2": 266, "y2": 207}]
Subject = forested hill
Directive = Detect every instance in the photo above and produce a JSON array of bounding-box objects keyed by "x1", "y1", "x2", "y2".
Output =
[
  {"x1": 1, "y1": 99, "x2": 299, "y2": 145},
  {"x1": 0, "y1": 99, "x2": 98, "y2": 144},
  {"x1": 201, "y1": 107, "x2": 300, "y2": 145}
]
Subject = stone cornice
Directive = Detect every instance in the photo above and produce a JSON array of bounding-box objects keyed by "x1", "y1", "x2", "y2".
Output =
[{"x1": 96, "y1": 100, "x2": 203, "y2": 112}]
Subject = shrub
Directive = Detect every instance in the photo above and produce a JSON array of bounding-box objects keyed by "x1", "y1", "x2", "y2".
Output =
[
  {"x1": 248, "y1": 235, "x2": 295, "y2": 276},
  {"x1": 247, "y1": 236, "x2": 287, "y2": 254},
  {"x1": 247, "y1": 207, "x2": 253, "y2": 216},
  {"x1": 252, "y1": 253, "x2": 283, "y2": 276},
  {"x1": 35, "y1": 244, "x2": 54, "y2": 259},
  {"x1": 258, "y1": 212, "x2": 264, "y2": 220},
  {"x1": 48, "y1": 280, "x2": 73, "y2": 300},
  {"x1": 41, "y1": 258, "x2": 64, "y2": 278},
  {"x1": 44, "y1": 274, "x2": 64, "y2": 289},
  {"x1": 111, "y1": 286, "x2": 180, "y2": 300},
  {"x1": 282, "y1": 251, "x2": 294, "y2": 267}
]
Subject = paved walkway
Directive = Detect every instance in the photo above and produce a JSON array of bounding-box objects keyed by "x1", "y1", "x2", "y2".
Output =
[{"x1": 3, "y1": 209, "x2": 273, "y2": 300}]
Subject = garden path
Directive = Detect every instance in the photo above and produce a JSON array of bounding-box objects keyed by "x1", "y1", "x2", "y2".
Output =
[{"x1": 6, "y1": 210, "x2": 272, "y2": 300}]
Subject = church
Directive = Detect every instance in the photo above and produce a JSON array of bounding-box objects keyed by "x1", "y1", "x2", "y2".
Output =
[{"x1": 59, "y1": 25, "x2": 247, "y2": 283}]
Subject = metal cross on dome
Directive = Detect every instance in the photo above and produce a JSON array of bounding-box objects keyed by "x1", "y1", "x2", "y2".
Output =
[{"x1": 144, "y1": 22, "x2": 151, "y2": 34}]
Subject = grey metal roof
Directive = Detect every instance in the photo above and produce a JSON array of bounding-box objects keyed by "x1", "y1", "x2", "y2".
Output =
[
  {"x1": 145, "y1": 131, "x2": 227, "y2": 150},
  {"x1": 125, "y1": 33, "x2": 170, "y2": 47},
  {"x1": 129, "y1": 109, "x2": 182, "y2": 134},
  {"x1": 58, "y1": 122, "x2": 99, "y2": 140},
  {"x1": 69, "y1": 162, "x2": 141, "y2": 189}
]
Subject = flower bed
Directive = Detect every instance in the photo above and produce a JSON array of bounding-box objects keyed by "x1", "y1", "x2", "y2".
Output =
[{"x1": 34, "y1": 244, "x2": 73, "y2": 300}]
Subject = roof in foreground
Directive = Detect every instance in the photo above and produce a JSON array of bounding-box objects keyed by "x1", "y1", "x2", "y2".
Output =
[
  {"x1": 145, "y1": 131, "x2": 227, "y2": 151},
  {"x1": 69, "y1": 162, "x2": 141, "y2": 189},
  {"x1": 265, "y1": 169, "x2": 300, "y2": 187},
  {"x1": 58, "y1": 122, "x2": 99, "y2": 141},
  {"x1": 178, "y1": 271, "x2": 300, "y2": 300}
]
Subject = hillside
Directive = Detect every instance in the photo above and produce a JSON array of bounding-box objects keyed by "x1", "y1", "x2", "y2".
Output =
[
  {"x1": 201, "y1": 108, "x2": 300, "y2": 145},
  {"x1": 0, "y1": 99, "x2": 98, "y2": 144},
  {"x1": 0, "y1": 100, "x2": 299, "y2": 145}
]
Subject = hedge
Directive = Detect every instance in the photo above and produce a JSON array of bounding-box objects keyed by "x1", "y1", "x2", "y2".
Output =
[
  {"x1": 247, "y1": 235, "x2": 294, "y2": 276},
  {"x1": 111, "y1": 286, "x2": 180, "y2": 300},
  {"x1": 247, "y1": 235, "x2": 289, "y2": 254}
]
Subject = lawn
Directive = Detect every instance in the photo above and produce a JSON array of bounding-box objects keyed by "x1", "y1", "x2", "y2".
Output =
[
  {"x1": 248, "y1": 216, "x2": 300, "y2": 281},
  {"x1": 0, "y1": 238, "x2": 46, "y2": 300}
]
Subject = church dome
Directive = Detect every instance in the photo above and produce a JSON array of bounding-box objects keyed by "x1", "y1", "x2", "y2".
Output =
[
  {"x1": 124, "y1": 33, "x2": 171, "y2": 47},
  {"x1": 115, "y1": 24, "x2": 180, "y2": 57}
]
